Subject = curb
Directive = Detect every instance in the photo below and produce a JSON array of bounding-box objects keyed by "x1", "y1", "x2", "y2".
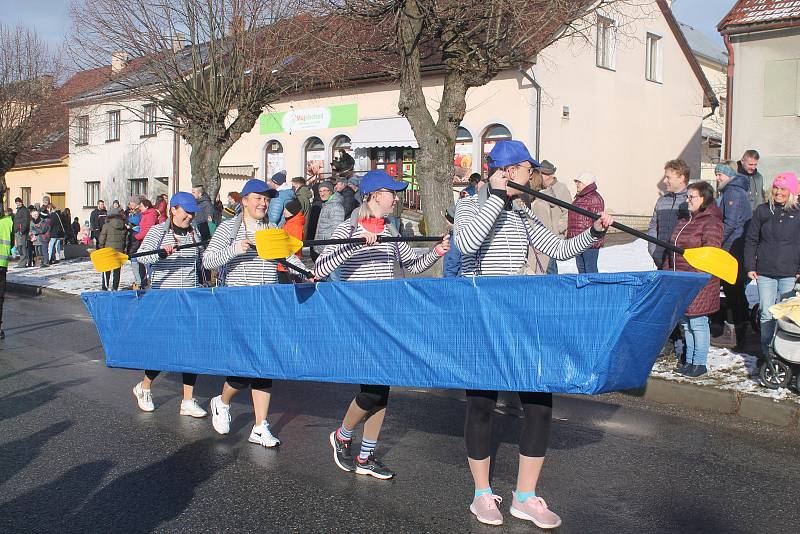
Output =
[
  {"x1": 6, "y1": 282, "x2": 73, "y2": 299},
  {"x1": 640, "y1": 376, "x2": 800, "y2": 430}
]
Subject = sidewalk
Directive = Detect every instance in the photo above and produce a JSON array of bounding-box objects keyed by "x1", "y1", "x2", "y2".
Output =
[{"x1": 6, "y1": 243, "x2": 800, "y2": 430}]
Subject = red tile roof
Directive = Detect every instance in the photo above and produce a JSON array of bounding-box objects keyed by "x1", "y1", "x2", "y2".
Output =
[
  {"x1": 719, "y1": 0, "x2": 800, "y2": 31},
  {"x1": 14, "y1": 66, "x2": 111, "y2": 166}
]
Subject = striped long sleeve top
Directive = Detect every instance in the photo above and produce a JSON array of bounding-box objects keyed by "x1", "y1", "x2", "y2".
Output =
[
  {"x1": 137, "y1": 223, "x2": 203, "y2": 289},
  {"x1": 454, "y1": 192, "x2": 599, "y2": 276},
  {"x1": 202, "y1": 216, "x2": 307, "y2": 286},
  {"x1": 315, "y1": 220, "x2": 441, "y2": 281}
]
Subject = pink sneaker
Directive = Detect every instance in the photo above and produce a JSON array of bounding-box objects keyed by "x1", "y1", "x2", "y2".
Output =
[
  {"x1": 469, "y1": 493, "x2": 503, "y2": 526},
  {"x1": 510, "y1": 492, "x2": 562, "y2": 529}
]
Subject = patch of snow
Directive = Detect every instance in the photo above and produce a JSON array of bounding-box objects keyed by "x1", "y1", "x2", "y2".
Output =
[{"x1": 7, "y1": 258, "x2": 134, "y2": 296}]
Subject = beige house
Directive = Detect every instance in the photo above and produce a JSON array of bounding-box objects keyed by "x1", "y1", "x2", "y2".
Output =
[
  {"x1": 67, "y1": 0, "x2": 715, "y2": 219},
  {"x1": 718, "y1": 0, "x2": 800, "y2": 181}
]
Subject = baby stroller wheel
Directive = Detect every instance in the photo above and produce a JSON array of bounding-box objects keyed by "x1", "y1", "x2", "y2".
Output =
[{"x1": 759, "y1": 359, "x2": 792, "y2": 389}]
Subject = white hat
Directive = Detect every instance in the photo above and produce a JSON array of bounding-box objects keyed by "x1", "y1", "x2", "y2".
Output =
[{"x1": 575, "y1": 171, "x2": 596, "y2": 185}]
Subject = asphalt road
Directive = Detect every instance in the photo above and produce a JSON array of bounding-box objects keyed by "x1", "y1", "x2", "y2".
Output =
[{"x1": 1, "y1": 291, "x2": 798, "y2": 533}]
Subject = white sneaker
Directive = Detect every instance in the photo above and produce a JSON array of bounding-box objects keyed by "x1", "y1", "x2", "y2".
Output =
[
  {"x1": 132, "y1": 382, "x2": 154, "y2": 412},
  {"x1": 248, "y1": 421, "x2": 281, "y2": 448},
  {"x1": 179, "y1": 398, "x2": 207, "y2": 418},
  {"x1": 209, "y1": 395, "x2": 231, "y2": 434}
]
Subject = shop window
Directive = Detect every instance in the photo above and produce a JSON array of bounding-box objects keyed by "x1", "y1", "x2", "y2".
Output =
[
  {"x1": 85, "y1": 181, "x2": 100, "y2": 207},
  {"x1": 481, "y1": 124, "x2": 512, "y2": 175},
  {"x1": 265, "y1": 140, "x2": 284, "y2": 180},
  {"x1": 454, "y1": 127, "x2": 474, "y2": 184},
  {"x1": 304, "y1": 137, "x2": 326, "y2": 180},
  {"x1": 129, "y1": 178, "x2": 148, "y2": 198}
]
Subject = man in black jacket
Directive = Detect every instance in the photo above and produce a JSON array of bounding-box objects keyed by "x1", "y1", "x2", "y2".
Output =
[
  {"x1": 13, "y1": 198, "x2": 30, "y2": 268},
  {"x1": 335, "y1": 177, "x2": 357, "y2": 218},
  {"x1": 89, "y1": 200, "x2": 107, "y2": 250}
]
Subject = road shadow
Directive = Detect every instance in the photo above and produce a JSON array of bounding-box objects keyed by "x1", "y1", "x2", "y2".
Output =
[
  {"x1": 0, "y1": 378, "x2": 91, "y2": 422},
  {"x1": 0, "y1": 420, "x2": 74, "y2": 484}
]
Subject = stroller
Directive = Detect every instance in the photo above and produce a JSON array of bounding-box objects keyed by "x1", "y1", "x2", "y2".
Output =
[{"x1": 759, "y1": 292, "x2": 800, "y2": 392}]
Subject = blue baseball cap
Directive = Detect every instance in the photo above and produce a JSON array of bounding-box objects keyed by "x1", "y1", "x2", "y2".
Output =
[
  {"x1": 170, "y1": 192, "x2": 198, "y2": 213},
  {"x1": 241, "y1": 179, "x2": 278, "y2": 198},
  {"x1": 487, "y1": 140, "x2": 540, "y2": 169},
  {"x1": 359, "y1": 170, "x2": 408, "y2": 196}
]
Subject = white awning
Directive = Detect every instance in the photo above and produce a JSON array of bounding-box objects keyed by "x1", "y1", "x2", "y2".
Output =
[{"x1": 350, "y1": 117, "x2": 419, "y2": 149}]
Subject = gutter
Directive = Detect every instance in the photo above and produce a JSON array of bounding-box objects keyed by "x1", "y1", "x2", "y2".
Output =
[
  {"x1": 723, "y1": 34, "x2": 734, "y2": 160},
  {"x1": 721, "y1": 19, "x2": 800, "y2": 37},
  {"x1": 519, "y1": 67, "x2": 542, "y2": 160}
]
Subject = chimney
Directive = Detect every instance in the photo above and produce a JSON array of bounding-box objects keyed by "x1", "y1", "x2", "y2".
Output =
[
  {"x1": 111, "y1": 51, "x2": 129, "y2": 73},
  {"x1": 171, "y1": 32, "x2": 186, "y2": 52}
]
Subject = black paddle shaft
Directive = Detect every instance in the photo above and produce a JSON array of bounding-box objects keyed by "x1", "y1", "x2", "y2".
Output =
[
  {"x1": 304, "y1": 236, "x2": 443, "y2": 247},
  {"x1": 128, "y1": 240, "x2": 210, "y2": 260},
  {"x1": 505, "y1": 181, "x2": 684, "y2": 255},
  {"x1": 277, "y1": 259, "x2": 314, "y2": 278}
]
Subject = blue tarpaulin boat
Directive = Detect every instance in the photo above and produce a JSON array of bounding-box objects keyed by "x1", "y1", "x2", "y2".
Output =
[{"x1": 82, "y1": 271, "x2": 706, "y2": 394}]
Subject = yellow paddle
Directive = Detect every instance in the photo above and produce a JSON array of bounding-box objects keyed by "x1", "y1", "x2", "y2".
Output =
[
  {"x1": 506, "y1": 181, "x2": 739, "y2": 284},
  {"x1": 254, "y1": 228, "x2": 444, "y2": 261},
  {"x1": 89, "y1": 240, "x2": 209, "y2": 273}
]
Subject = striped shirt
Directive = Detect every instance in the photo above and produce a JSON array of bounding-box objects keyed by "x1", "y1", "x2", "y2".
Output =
[
  {"x1": 315, "y1": 220, "x2": 440, "y2": 281},
  {"x1": 203, "y1": 215, "x2": 307, "y2": 286},
  {"x1": 138, "y1": 223, "x2": 203, "y2": 289},
  {"x1": 454, "y1": 193, "x2": 597, "y2": 276}
]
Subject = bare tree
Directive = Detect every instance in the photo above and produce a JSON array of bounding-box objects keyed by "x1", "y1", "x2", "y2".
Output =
[
  {"x1": 0, "y1": 23, "x2": 60, "y2": 204},
  {"x1": 71, "y1": 0, "x2": 325, "y2": 201},
  {"x1": 310, "y1": 0, "x2": 640, "y2": 247}
]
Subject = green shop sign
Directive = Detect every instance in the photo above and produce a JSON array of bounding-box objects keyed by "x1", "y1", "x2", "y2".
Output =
[{"x1": 260, "y1": 103, "x2": 358, "y2": 134}]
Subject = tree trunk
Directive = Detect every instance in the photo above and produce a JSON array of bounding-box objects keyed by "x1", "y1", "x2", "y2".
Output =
[
  {"x1": 0, "y1": 152, "x2": 18, "y2": 211},
  {"x1": 183, "y1": 127, "x2": 226, "y2": 202}
]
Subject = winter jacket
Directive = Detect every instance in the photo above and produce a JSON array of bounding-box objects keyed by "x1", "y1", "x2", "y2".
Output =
[
  {"x1": 29, "y1": 217, "x2": 51, "y2": 245},
  {"x1": 267, "y1": 185, "x2": 295, "y2": 227},
  {"x1": 135, "y1": 207, "x2": 159, "y2": 241},
  {"x1": 647, "y1": 188, "x2": 689, "y2": 267},
  {"x1": 195, "y1": 193, "x2": 215, "y2": 224},
  {"x1": 338, "y1": 186, "x2": 358, "y2": 218},
  {"x1": 532, "y1": 180, "x2": 571, "y2": 238},
  {"x1": 276, "y1": 212, "x2": 305, "y2": 272},
  {"x1": 664, "y1": 203, "x2": 723, "y2": 317},
  {"x1": 717, "y1": 174, "x2": 752, "y2": 254},
  {"x1": 566, "y1": 183, "x2": 604, "y2": 248},
  {"x1": 313, "y1": 192, "x2": 345, "y2": 254},
  {"x1": 13, "y1": 205, "x2": 30, "y2": 234},
  {"x1": 295, "y1": 185, "x2": 313, "y2": 231},
  {"x1": 48, "y1": 210, "x2": 66, "y2": 238},
  {"x1": 98, "y1": 216, "x2": 129, "y2": 252},
  {"x1": 156, "y1": 200, "x2": 168, "y2": 224},
  {"x1": 89, "y1": 208, "x2": 107, "y2": 233},
  {"x1": 744, "y1": 202, "x2": 800, "y2": 278},
  {"x1": 443, "y1": 228, "x2": 462, "y2": 277},
  {"x1": 738, "y1": 161, "x2": 766, "y2": 211}
]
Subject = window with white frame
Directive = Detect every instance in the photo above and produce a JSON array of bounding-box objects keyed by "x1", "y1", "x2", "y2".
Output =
[
  {"x1": 85, "y1": 181, "x2": 100, "y2": 207},
  {"x1": 76, "y1": 115, "x2": 89, "y2": 145},
  {"x1": 596, "y1": 15, "x2": 616, "y2": 70},
  {"x1": 129, "y1": 178, "x2": 148, "y2": 197},
  {"x1": 107, "y1": 110, "x2": 121, "y2": 141},
  {"x1": 646, "y1": 33, "x2": 663, "y2": 83},
  {"x1": 142, "y1": 104, "x2": 157, "y2": 137},
  {"x1": 21, "y1": 187, "x2": 31, "y2": 206}
]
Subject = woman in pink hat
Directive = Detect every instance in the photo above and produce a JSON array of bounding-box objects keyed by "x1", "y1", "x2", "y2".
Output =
[{"x1": 744, "y1": 172, "x2": 800, "y2": 356}]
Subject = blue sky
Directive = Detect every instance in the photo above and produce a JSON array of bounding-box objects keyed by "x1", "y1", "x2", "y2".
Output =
[{"x1": 2, "y1": 0, "x2": 737, "y2": 49}]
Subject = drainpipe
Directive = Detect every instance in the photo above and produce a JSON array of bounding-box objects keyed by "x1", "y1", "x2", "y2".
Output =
[
  {"x1": 172, "y1": 129, "x2": 180, "y2": 196},
  {"x1": 519, "y1": 67, "x2": 542, "y2": 159},
  {"x1": 723, "y1": 34, "x2": 734, "y2": 160}
]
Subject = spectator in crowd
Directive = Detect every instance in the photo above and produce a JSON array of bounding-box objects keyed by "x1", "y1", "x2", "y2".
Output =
[
  {"x1": 89, "y1": 200, "x2": 107, "y2": 249},
  {"x1": 191, "y1": 185, "x2": 216, "y2": 238},
  {"x1": 223, "y1": 192, "x2": 241, "y2": 219},
  {"x1": 13, "y1": 198, "x2": 30, "y2": 268},
  {"x1": 532, "y1": 160, "x2": 572, "y2": 274},
  {"x1": 70, "y1": 215, "x2": 81, "y2": 244},
  {"x1": 0, "y1": 205, "x2": 13, "y2": 338},
  {"x1": 664, "y1": 182, "x2": 723, "y2": 377},
  {"x1": 276, "y1": 199, "x2": 305, "y2": 284},
  {"x1": 111, "y1": 199, "x2": 121, "y2": 210},
  {"x1": 461, "y1": 173, "x2": 482, "y2": 198},
  {"x1": 443, "y1": 205, "x2": 462, "y2": 277},
  {"x1": 348, "y1": 176, "x2": 362, "y2": 212},
  {"x1": 648, "y1": 160, "x2": 690, "y2": 268},
  {"x1": 29, "y1": 208, "x2": 50, "y2": 268},
  {"x1": 134, "y1": 198, "x2": 159, "y2": 289},
  {"x1": 266, "y1": 171, "x2": 294, "y2": 227},
  {"x1": 312, "y1": 181, "x2": 345, "y2": 260},
  {"x1": 47, "y1": 204, "x2": 66, "y2": 264},
  {"x1": 335, "y1": 177, "x2": 357, "y2": 218},
  {"x1": 331, "y1": 148, "x2": 355, "y2": 179},
  {"x1": 319, "y1": 170, "x2": 448, "y2": 480},
  {"x1": 132, "y1": 192, "x2": 207, "y2": 417},
  {"x1": 98, "y1": 207, "x2": 128, "y2": 290},
  {"x1": 203, "y1": 179, "x2": 309, "y2": 449},
  {"x1": 745, "y1": 172, "x2": 800, "y2": 356},
  {"x1": 155, "y1": 193, "x2": 168, "y2": 224},
  {"x1": 738, "y1": 149, "x2": 766, "y2": 210},
  {"x1": 61, "y1": 208, "x2": 75, "y2": 245},
  {"x1": 125, "y1": 197, "x2": 144, "y2": 290},
  {"x1": 567, "y1": 171, "x2": 604, "y2": 273},
  {"x1": 712, "y1": 160, "x2": 753, "y2": 349}
]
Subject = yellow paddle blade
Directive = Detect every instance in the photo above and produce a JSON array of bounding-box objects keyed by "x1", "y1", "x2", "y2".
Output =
[
  {"x1": 254, "y1": 228, "x2": 304, "y2": 260},
  {"x1": 89, "y1": 247, "x2": 130, "y2": 273},
  {"x1": 683, "y1": 246, "x2": 738, "y2": 284}
]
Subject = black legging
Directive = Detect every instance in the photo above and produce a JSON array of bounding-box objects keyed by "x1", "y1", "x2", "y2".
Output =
[
  {"x1": 465, "y1": 390, "x2": 552, "y2": 460},
  {"x1": 226, "y1": 376, "x2": 272, "y2": 391},
  {"x1": 144, "y1": 370, "x2": 198, "y2": 386},
  {"x1": 354, "y1": 384, "x2": 390, "y2": 412}
]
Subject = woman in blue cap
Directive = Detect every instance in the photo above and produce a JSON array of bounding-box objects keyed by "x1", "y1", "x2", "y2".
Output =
[
  {"x1": 318, "y1": 169, "x2": 449, "y2": 480},
  {"x1": 454, "y1": 140, "x2": 613, "y2": 529},
  {"x1": 131, "y1": 192, "x2": 208, "y2": 418}
]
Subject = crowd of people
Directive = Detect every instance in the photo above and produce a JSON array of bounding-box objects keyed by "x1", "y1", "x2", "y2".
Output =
[{"x1": 11, "y1": 195, "x2": 76, "y2": 268}]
